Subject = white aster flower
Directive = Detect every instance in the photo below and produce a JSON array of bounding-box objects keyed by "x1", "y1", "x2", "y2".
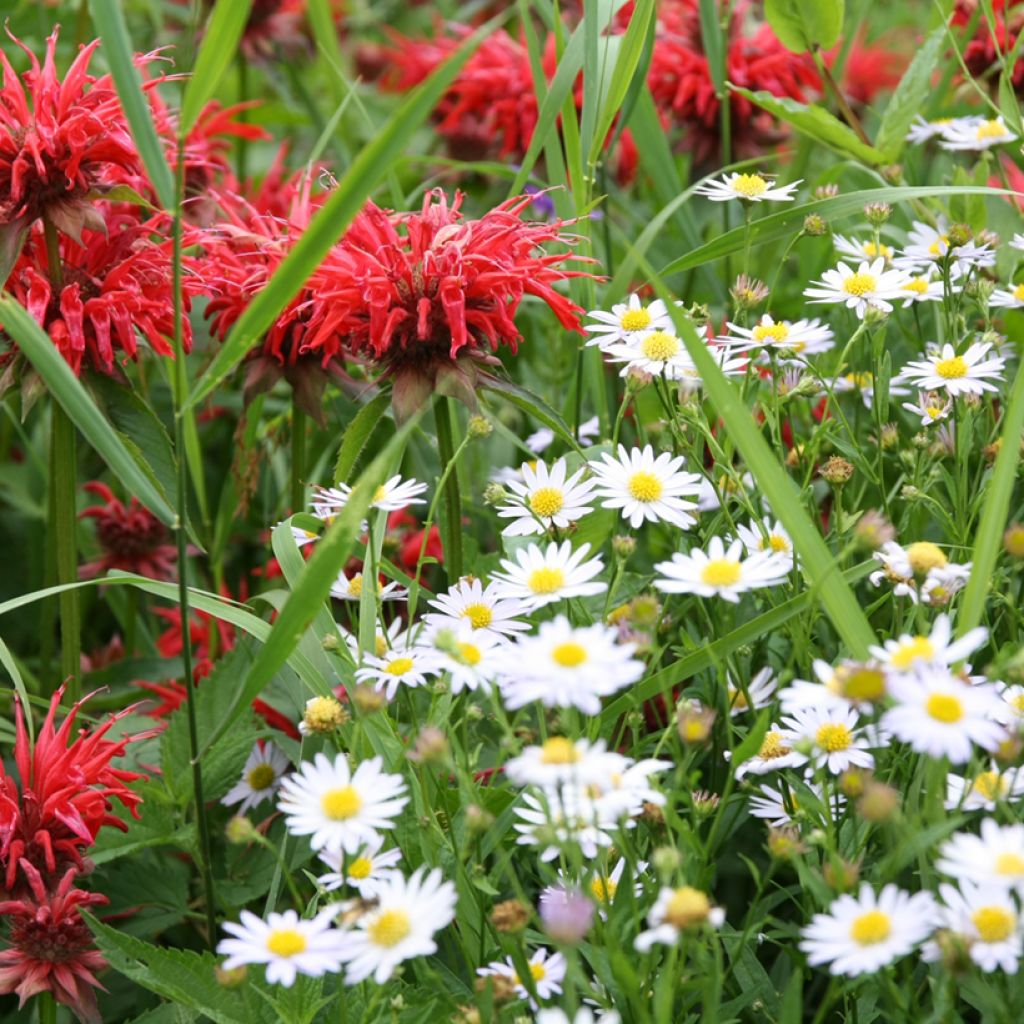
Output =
[
  {"x1": 491, "y1": 540, "x2": 606, "y2": 610},
  {"x1": 340, "y1": 617, "x2": 410, "y2": 662},
  {"x1": 313, "y1": 475, "x2": 427, "y2": 514},
  {"x1": 603, "y1": 331, "x2": 748, "y2": 382},
  {"x1": 694, "y1": 172, "x2": 801, "y2": 203},
  {"x1": 894, "y1": 220, "x2": 996, "y2": 278},
  {"x1": 634, "y1": 886, "x2": 724, "y2": 951},
  {"x1": 727, "y1": 666, "x2": 778, "y2": 716},
  {"x1": 720, "y1": 314, "x2": 835, "y2": 356},
  {"x1": 496, "y1": 458, "x2": 596, "y2": 537},
  {"x1": 1012, "y1": 233, "x2": 1024, "y2": 252},
  {"x1": 803, "y1": 258, "x2": 912, "y2": 318},
  {"x1": 735, "y1": 517, "x2": 795, "y2": 570},
  {"x1": 514, "y1": 789, "x2": 623, "y2": 862},
  {"x1": 217, "y1": 908, "x2": 345, "y2": 987},
  {"x1": 747, "y1": 781, "x2": 845, "y2": 827},
  {"x1": 537, "y1": 1009, "x2": 621, "y2": 1024},
  {"x1": 734, "y1": 725, "x2": 807, "y2": 779},
  {"x1": 832, "y1": 369, "x2": 910, "y2": 409},
  {"x1": 923, "y1": 881, "x2": 1024, "y2": 973},
  {"x1": 477, "y1": 948, "x2": 566, "y2": 1008},
  {"x1": 990, "y1": 281, "x2": 1024, "y2": 309},
  {"x1": 778, "y1": 659, "x2": 856, "y2": 715},
  {"x1": 579, "y1": 858, "x2": 646, "y2": 914},
  {"x1": 899, "y1": 272, "x2": 946, "y2": 305},
  {"x1": 584, "y1": 293, "x2": 677, "y2": 350},
  {"x1": 946, "y1": 765, "x2": 1024, "y2": 812},
  {"x1": 998, "y1": 685, "x2": 1024, "y2": 725},
  {"x1": 654, "y1": 536, "x2": 790, "y2": 603},
  {"x1": 869, "y1": 540, "x2": 971, "y2": 605},
  {"x1": 354, "y1": 645, "x2": 441, "y2": 700},
  {"x1": 417, "y1": 626, "x2": 503, "y2": 693},
  {"x1": 781, "y1": 705, "x2": 876, "y2": 775},
  {"x1": 938, "y1": 819, "x2": 1024, "y2": 893},
  {"x1": 901, "y1": 390, "x2": 952, "y2": 425},
  {"x1": 335, "y1": 867, "x2": 457, "y2": 984},
  {"x1": 899, "y1": 342, "x2": 1005, "y2": 396},
  {"x1": 504, "y1": 736, "x2": 625, "y2": 789},
  {"x1": 588, "y1": 444, "x2": 702, "y2": 529},
  {"x1": 330, "y1": 570, "x2": 407, "y2": 603},
  {"x1": 590, "y1": 758, "x2": 673, "y2": 818},
  {"x1": 906, "y1": 115, "x2": 955, "y2": 144},
  {"x1": 869, "y1": 614, "x2": 987, "y2": 674},
  {"x1": 222, "y1": 741, "x2": 290, "y2": 815},
  {"x1": 277, "y1": 752, "x2": 408, "y2": 856},
  {"x1": 289, "y1": 523, "x2": 321, "y2": 548},
  {"x1": 799, "y1": 884, "x2": 938, "y2": 976},
  {"x1": 833, "y1": 235, "x2": 895, "y2": 264},
  {"x1": 316, "y1": 834, "x2": 403, "y2": 896},
  {"x1": 939, "y1": 115, "x2": 1017, "y2": 151},
  {"x1": 423, "y1": 577, "x2": 530, "y2": 640}
]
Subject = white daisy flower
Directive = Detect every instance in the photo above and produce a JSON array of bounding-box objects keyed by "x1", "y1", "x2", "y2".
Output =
[
  {"x1": 881, "y1": 669, "x2": 1006, "y2": 763},
  {"x1": 354, "y1": 645, "x2": 441, "y2": 700},
  {"x1": 654, "y1": 536, "x2": 790, "y2": 603},
  {"x1": 217, "y1": 908, "x2": 345, "y2": 987},
  {"x1": 330, "y1": 570, "x2": 407, "y2": 603},
  {"x1": 491, "y1": 540, "x2": 606, "y2": 610},
  {"x1": 694, "y1": 172, "x2": 801, "y2": 203},
  {"x1": 998, "y1": 684, "x2": 1024, "y2": 724},
  {"x1": 833, "y1": 235, "x2": 895, "y2": 264},
  {"x1": 513, "y1": 789, "x2": 623, "y2": 862},
  {"x1": 423, "y1": 577, "x2": 530, "y2": 640},
  {"x1": 537, "y1": 1008, "x2": 621, "y2": 1024},
  {"x1": 894, "y1": 220, "x2": 996, "y2": 278},
  {"x1": 720, "y1": 314, "x2": 835, "y2": 356},
  {"x1": 477, "y1": 948, "x2": 566, "y2": 1008},
  {"x1": 335, "y1": 867, "x2": 457, "y2": 984},
  {"x1": 778, "y1": 659, "x2": 856, "y2": 715},
  {"x1": 923, "y1": 881, "x2": 1024, "y2": 973},
  {"x1": 781, "y1": 705, "x2": 876, "y2": 775},
  {"x1": 799, "y1": 884, "x2": 938, "y2": 976},
  {"x1": 504, "y1": 736, "x2": 626, "y2": 789},
  {"x1": 869, "y1": 540, "x2": 972, "y2": 605},
  {"x1": 590, "y1": 758, "x2": 673, "y2": 818},
  {"x1": 417, "y1": 625, "x2": 503, "y2": 694},
  {"x1": 221, "y1": 741, "x2": 290, "y2": 815},
  {"x1": 340, "y1": 617, "x2": 411, "y2": 661},
  {"x1": 803, "y1": 258, "x2": 912, "y2": 318},
  {"x1": 496, "y1": 615, "x2": 643, "y2": 714},
  {"x1": 634, "y1": 886, "x2": 724, "y2": 951},
  {"x1": 1011, "y1": 233, "x2": 1024, "y2": 251},
  {"x1": 901, "y1": 391, "x2": 952, "y2": 425},
  {"x1": 906, "y1": 115, "x2": 955, "y2": 144},
  {"x1": 832, "y1": 370, "x2": 911, "y2": 409},
  {"x1": 938, "y1": 819, "x2": 1024, "y2": 893},
  {"x1": 920, "y1": 563, "x2": 972, "y2": 606},
  {"x1": 603, "y1": 331, "x2": 748, "y2": 381},
  {"x1": 990, "y1": 282, "x2": 1024, "y2": 309},
  {"x1": 899, "y1": 342, "x2": 1005, "y2": 396},
  {"x1": 727, "y1": 666, "x2": 778, "y2": 716},
  {"x1": 316, "y1": 835, "x2": 403, "y2": 896},
  {"x1": 748, "y1": 781, "x2": 846, "y2": 828},
  {"x1": 946, "y1": 765, "x2": 1024, "y2": 812},
  {"x1": 735, "y1": 518, "x2": 795, "y2": 570},
  {"x1": 313, "y1": 475, "x2": 427, "y2": 514},
  {"x1": 584, "y1": 293, "x2": 677, "y2": 350},
  {"x1": 899, "y1": 272, "x2": 946, "y2": 305},
  {"x1": 939, "y1": 115, "x2": 1018, "y2": 151},
  {"x1": 734, "y1": 725, "x2": 807, "y2": 779},
  {"x1": 496, "y1": 458, "x2": 596, "y2": 537},
  {"x1": 587, "y1": 444, "x2": 702, "y2": 529},
  {"x1": 578, "y1": 858, "x2": 646, "y2": 914},
  {"x1": 288, "y1": 523, "x2": 321, "y2": 548},
  {"x1": 277, "y1": 752, "x2": 408, "y2": 856},
  {"x1": 869, "y1": 614, "x2": 987, "y2": 674}
]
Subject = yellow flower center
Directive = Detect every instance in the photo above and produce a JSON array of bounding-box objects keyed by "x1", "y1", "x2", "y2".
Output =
[
  {"x1": 889, "y1": 636, "x2": 935, "y2": 670},
  {"x1": 903, "y1": 278, "x2": 929, "y2": 294},
  {"x1": 247, "y1": 763, "x2": 277, "y2": 791},
  {"x1": 386, "y1": 657, "x2": 414, "y2": 676},
  {"x1": 367, "y1": 909, "x2": 411, "y2": 948},
  {"x1": 628, "y1": 470, "x2": 663, "y2": 503},
  {"x1": 837, "y1": 665, "x2": 887, "y2": 702},
  {"x1": 664, "y1": 886, "x2": 711, "y2": 928},
  {"x1": 925, "y1": 405, "x2": 945, "y2": 419},
  {"x1": 934, "y1": 356, "x2": 968, "y2": 379},
  {"x1": 729, "y1": 686, "x2": 747, "y2": 710},
  {"x1": 752, "y1": 321, "x2": 790, "y2": 343},
  {"x1": 907, "y1": 541, "x2": 947, "y2": 574},
  {"x1": 372, "y1": 485, "x2": 388, "y2": 504},
  {"x1": 347, "y1": 574, "x2": 363, "y2": 597},
  {"x1": 266, "y1": 928, "x2": 307, "y2": 958},
  {"x1": 530, "y1": 963, "x2": 547, "y2": 982},
  {"x1": 462, "y1": 602, "x2": 493, "y2": 629},
  {"x1": 973, "y1": 770, "x2": 1007, "y2": 802},
  {"x1": 529, "y1": 487, "x2": 565, "y2": 518},
  {"x1": 841, "y1": 272, "x2": 877, "y2": 297},
  {"x1": 977, "y1": 119, "x2": 1009, "y2": 140},
  {"x1": 928, "y1": 236, "x2": 950, "y2": 257},
  {"x1": 539, "y1": 737, "x2": 579, "y2": 765},
  {"x1": 849, "y1": 909, "x2": 891, "y2": 946},
  {"x1": 348, "y1": 856, "x2": 373, "y2": 880},
  {"x1": 759, "y1": 731, "x2": 790, "y2": 760},
  {"x1": 457, "y1": 642, "x2": 482, "y2": 666},
  {"x1": 1012, "y1": 694, "x2": 1024, "y2": 714},
  {"x1": 862, "y1": 242, "x2": 893, "y2": 259},
  {"x1": 767, "y1": 533, "x2": 790, "y2": 552},
  {"x1": 926, "y1": 693, "x2": 964, "y2": 724},
  {"x1": 731, "y1": 173, "x2": 769, "y2": 198},
  {"x1": 528, "y1": 567, "x2": 565, "y2": 594},
  {"x1": 815, "y1": 722, "x2": 852, "y2": 752},
  {"x1": 700, "y1": 559, "x2": 742, "y2": 587},
  {"x1": 1013, "y1": 283, "x2": 1024, "y2": 302},
  {"x1": 590, "y1": 876, "x2": 617, "y2": 903},
  {"x1": 973, "y1": 905, "x2": 1015, "y2": 942},
  {"x1": 375, "y1": 633, "x2": 389, "y2": 657},
  {"x1": 996, "y1": 852, "x2": 1024, "y2": 877},
  {"x1": 321, "y1": 785, "x2": 362, "y2": 820},
  {"x1": 551, "y1": 641, "x2": 588, "y2": 668},
  {"x1": 619, "y1": 308, "x2": 652, "y2": 331},
  {"x1": 640, "y1": 331, "x2": 681, "y2": 362}
]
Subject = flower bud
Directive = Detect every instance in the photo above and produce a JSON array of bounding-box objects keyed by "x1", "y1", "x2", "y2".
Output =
[
  {"x1": 906, "y1": 541, "x2": 947, "y2": 577},
  {"x1": 651, "y1": 845, "x2": 683, "y2": 875},
  {"x1": 407, "y1": 726, "x2": 450, "y2": 764},
  {"x1": 854, "y1": 509, "x2": 895, "y2": 550},
  {"x1": 225, "y1": 815, "x2": 258, "y2": 845},
  {"x1": 864, "y1": 202, "x2": 891, "y2": 225},
  {"x1": 856, "y1": 780, "x2": 901, "y2": 822},
  {"x1": 215, "y1": 964, "x2": 248, "y2": 988},
  {"x1": 880, "y1": 164, "x2": 902, "y2": 184},
  {"x1": 814, "y1": 184, "x2": 840, "y2": 199},
  {"x1": 1005, "y1": 523, "x2": 1024, "y2": 559},
  {"x1": 482, "y1": 482, "x2": 508, "y2": 506},
  {"x1": 676, "y1": 700, "x2": 716, "y2": 746},
  {"x1": 350, "y1": 684, "x2": 387, "y2": 714},
  {"x1": 823, "y1": 858, "x2": 860, "y2": 891},
  {"x1": 767, "y1": 825, "x2": 806, "y2": 860},
  {"x1": 803, "y1": 213, "x2": 828, "y2": 236},
  {"x1": 819, "y1": 456, "x2": 854, "y2": 485},
  {"x1": 948, "y1": 222, "x2": 972, "y2": 247},
  {"x1": 539, "y1": 885, "x2": 594, "y2": 944},
  {"x1": 730, "y1": 274, "x2": 769, "y2": 311},
  {"x1": 467, "y1": 415, "x2": 493, "y2": 439},
  {"x1": 475, "y1": 974, "x2": 517, "y2": 1003},
  {"x1": 491, "y1": 898, "x2": 530, "y2": 933},
  {"x1": 300, "y1": 695, "x2": 349, "y2": 735},
  {"x1": 465, "y1": 804, "x2": 495, "y2": 833}
]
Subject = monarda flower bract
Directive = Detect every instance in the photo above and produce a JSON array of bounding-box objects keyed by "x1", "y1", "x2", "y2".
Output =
[{"x1": 306, "y1": 189, "x2": 589, "y2": 420}]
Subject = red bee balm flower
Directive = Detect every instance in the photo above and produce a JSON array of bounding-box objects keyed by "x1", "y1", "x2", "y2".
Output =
[
  {"x1": 307, "y1": 189, "x2": 589, "y2": 419},
  {"x1": 0, "y1": 687, "x2": 150, "y2": 892},
  {"x1": 0, "y1": 862, "x2": 108, "y2": 1024}
]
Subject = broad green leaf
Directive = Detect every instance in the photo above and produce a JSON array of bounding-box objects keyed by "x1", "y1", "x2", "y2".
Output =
[
  {"x1": 482, "y1": 376, "x2": 583, "y2": 452},
  {"x1": 765, "y1": 0, "x2": 844, "y2": 53},
  {"x1": 334, "y1": 392, "x2": 392, "y2": 484},
  {"x1": 88, "y1": 0, "x2": 175, "y2": 209},
  {"x1": 0, "y1": 296, "x2": 176, "y2": 526},
  {"x1": 179, "y1": 0, "x2": 254, "y2": 134},
  {"x1": 875, "y1": 25, "x2": 946, "y2": 160},
  {"x1": 731, "y1": 87, "x2": 883, "y2": 164}
]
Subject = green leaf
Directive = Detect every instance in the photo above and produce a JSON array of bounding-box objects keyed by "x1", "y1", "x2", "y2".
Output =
[
  {"x1": 180, "y1": 0, "x2": 254, "y2": 134},
  {"x1": 958, "y1": 357, "x2": 1024, "y2": 635},
  {"x1": 482, "y1": 376, "x2": 582, "y2": 453},
  {"x1": 334, "y1": 392, "x2": 392, "y2": 484},
  {"x1": 0, "y1": 296, "x2": 176, "y2": 526},
  {"x1": 0, "y1": 634, "x2": 32, "y2": 743},
  {"x1": 764, "y1": 0, "x2": 844, "y2": 53},
  {"x1": 699, "y1": 0, "x2": 726, "y2": 95},
  {"x1": 874, "y1": 25, "x2": 946, "y2": 160},
  {"x1": 88, "y1": 0, "x2": 175, "y2": 209},
  {"x1": 731, "y1": 87, "x2": 883, "y2": 164},
  {"x1": 184, "y1": 22, "x2": 494, "y2": 412},
  {"x1": 731, "y1": 709, "x2": 773, "y2": 768}
]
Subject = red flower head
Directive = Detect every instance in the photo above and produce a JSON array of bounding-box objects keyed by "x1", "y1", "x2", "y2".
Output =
[
  {"x1": 242, "y1": 0, "x2": 313, "y2": 62},
  {"x1": 0, "y1": 29, "x2": 150, "y2": 243},
  {"x1": 837, "y1": 34, "x2": 909, "y2": 107},
  {"x1": 79, "y1": 481, "x2": 177, "y2": 580},
  {"x1": 307, "y1": 189, "x2": 589, "y2": 419},
  {"x1": 0, "y1": 687, "x2": 151, "y2": 892},
  {"x1": 0, "y1": 862, "x2": 108, "y2": 1024},
  {"x1": 154, "y1": 598, "x2": 237, "y2": 681},
  {"x1": 0, "y1": 211, "x2": 197, "y2": 383},
  {"x1": 386, "y1": 506, "x2": 444, "y2": 580}
]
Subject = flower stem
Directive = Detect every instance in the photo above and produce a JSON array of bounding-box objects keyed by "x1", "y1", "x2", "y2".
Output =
[
  {"x1": 291, "y1": 400, "x2": 306, "y2": 513},
  {"x1": 811, "y1": 46, "x2": 872, "y2": 147},
  {"x1": 434, "y1": 397, "x2": 464, "y2": 582},
  {"x1": 37, "y1": 992, "x2": 57, "y2": 1024}
]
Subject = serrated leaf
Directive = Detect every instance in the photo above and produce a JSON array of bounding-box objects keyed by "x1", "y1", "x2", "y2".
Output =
[
  {"x1": 875, "y1": 25, "x2": 946, "y2": 160},
  {"x1": 765, "y1": 0, "x2": 844, "y2": 53}
]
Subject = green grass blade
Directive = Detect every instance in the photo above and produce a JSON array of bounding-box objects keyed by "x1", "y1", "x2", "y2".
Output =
[
  {"x1": 0, "y1": 634, "x2": 33, "y2": 743},
  {"x1": 334, "y1": 392, "x2": 392, "y2": 484},
  {"x1": 0, "y1": 295, "x2": 176, "y2": 526},
  {"x1": 88, "y1": 0, "x2": 175, "y2": 209}
]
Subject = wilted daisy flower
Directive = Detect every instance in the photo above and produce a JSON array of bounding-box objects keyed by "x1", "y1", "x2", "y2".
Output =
[
  {"x1": 881, "y1": 669, "x2": 1005, "y2": 763},
  {"x1": 989, "y1": 282, "x2": 1024, "y2": 309},
  {"x1": 514, "y1": 789, "x2": 623, "y2": 862},
  {"x1": 894, "y1": 220, "x2": 996, "y2": 278},
  {"x1": 496, "y1": 615, "x2": 643, "y2": 714},
  {"x1": 940, "y1": 115, "x2": 1017, "y2": 151},
  {"x1": 491, "y1": 541, "x2": 606, "y2": 610},
  {"x1": 899, "y1": 342, "x2": 1005, "y2": 396},
  {"x1": 217, "y1": 908, "x2": 345, "y2": 986},
  {"x1": 277, "y1": 753, "x2": 408, "y2": 855},
  {"x1": 584, "y1": 294, "x2": 677, "y2": 350},
  {"x1": 634, "y1": 886, "x2": 724, "y2": 951},
  {"x1": 222, "y1": 741, "x2": 290, "y2": 814},
  {"x1": 803, "y1": 258, "x2": 912, "y2": 318},
  {"x1": 906, "y1": 114, "x2": 955, "y2": 143},
  {"x1": 654, "y1": 536, "x2": 790, "y2": 603},
  {"x1": 720, "y1": 314, "x2": 835, "y2": 356},
  {"x1": 735, "y1": 518, "x2": 795, "y2": 570},
  {"x1": 938, "y1": 819, "x2": 1024, "y2": 892},
  {"x1": 899, "y1": 272, "x2": 946, "y2": 305},
  {"x1": 505, "y1": 737, "x2": 625, "y2": 789},
  {"x1": 316, "y1": 835, "x2": 403, "y2": 895},
  {"x1": 694, "y1": 172, "x2": 800, "y2": 202},
  {"x1": 355, "y1": 645, "x2": 441, "y2": 700},
  {"x1": 496, "y1": 458, "x2": 595, "y2": 536},
  {"x1": 799, "y1": 884, "x2": 938, "y2": 976},
  {"x1": 334, "y1": 867, "x2": 457, "y2": 984},
  {"x1": 923, "y1": 882, "x2": 1024, "y2": 973},
  {"x1": 314, "y1": 475, "x2": 428, "y2": 514},
  {"x1": 587, "y1": 444, "x2": 702, "y2": 529},
  {"x1": 748, "y1": 781, "x2": 845, "y2": 827},
  {"x1": 946, "y1": 765, "x2": 1024, "y2": 811},
  {"x1": 733, "y1": 725, "x2": 807, "y2": 778},
  {"x1": 833, "y1": 235, "x2": 895, "y2": 264},
  {"x1": 902, "y1": 391, "x2": 952, "y2": 426},
  {"x1": 423, "y1": 577, "x2": 530, "y2": 639},
  {"x1": 477, "y1": 948, "x2": 566, "y2": 1008},
  {"x1": 330, "y1": 570, "x2": 407, "y2": 603},
  {"x1": 869, "y1": 614, "x2": 987, "y2": 674},
  {"x1": 782, "y1": 705, "x2": 876, "y2": 774}
]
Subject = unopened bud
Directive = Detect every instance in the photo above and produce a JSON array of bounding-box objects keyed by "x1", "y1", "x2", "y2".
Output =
[
  {"x1": 823, "y1": 858, "x2": 860, "y2": 891},
  {"x1": 880, "y1": 164, "x2": 902, "y2": 184},
  {"x1": 803, "y1": 213, "x2": 828, "y2": 236},
  {"x1": 856, "y1": 780, "x2": 901, "y2": 822},
  {"x1": 225, "y1": 815, "x2": 258, "y2": 845},
  {"x1": 215, "y1": 964, "x2": 248, "y2": 988},
  {"x1": 612, "y1": 534, "x2": 636, "y2": 560},
  {"x1": 651, "y1": 845, "x2": 684, "y2": 875},
  {"x1": 465, "y1": 804, "x2": 495, "y2": 833},
  {"x1": 491, "y1": 898, "x2": 530, "y2": 933},
  {"x1": 467, "y1": 415, "x2": 493, "y2": 439},
  {"x1": 408, "y1": 726, "x2": 450, "y2": 764},
  {"x1": 864, "y1": 202, "x2": 891, "y2": 226},
  {"x1": 1005, "y1": 523, "x2": 1024, "y2": 559},
  {"x1": 482, "y1": 482, "x2": 508, "y2": 506},
  {"x1": 350, "y1": 684, "x2": 387, "y2": 714},
  {"x1": 820, "y1": 456, "x2": 854, "y2": 485},
  {"x1": 767, "y1": 825, "x2": 806, "y2": 860},
  {"x1": 948, "y1": 222, "x2": 972, "y2": 247},
  {"x1": 814, "y1": 184, "x2": 840, "y2": 200},
  {"x1": 854, "y1": 509, "x2": 895, "y2": 550}
]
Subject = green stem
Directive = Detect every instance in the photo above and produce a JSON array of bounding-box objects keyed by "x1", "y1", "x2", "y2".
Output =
[
  {"x1": 236, "y1": 54, "x2": 249, "y2": 182},
  {"x1": 37, "y1": 991, "x2": 57, "y2": 1024},
  {"x1": 291, "y1": 401, "x2": 306, "y2": 513},
  {"x1": 434, "y1": 397, "x2": 464, "y2": 582},
  {"x1": 811, "y1": 46, "x2": 872, "y2": 147}
]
